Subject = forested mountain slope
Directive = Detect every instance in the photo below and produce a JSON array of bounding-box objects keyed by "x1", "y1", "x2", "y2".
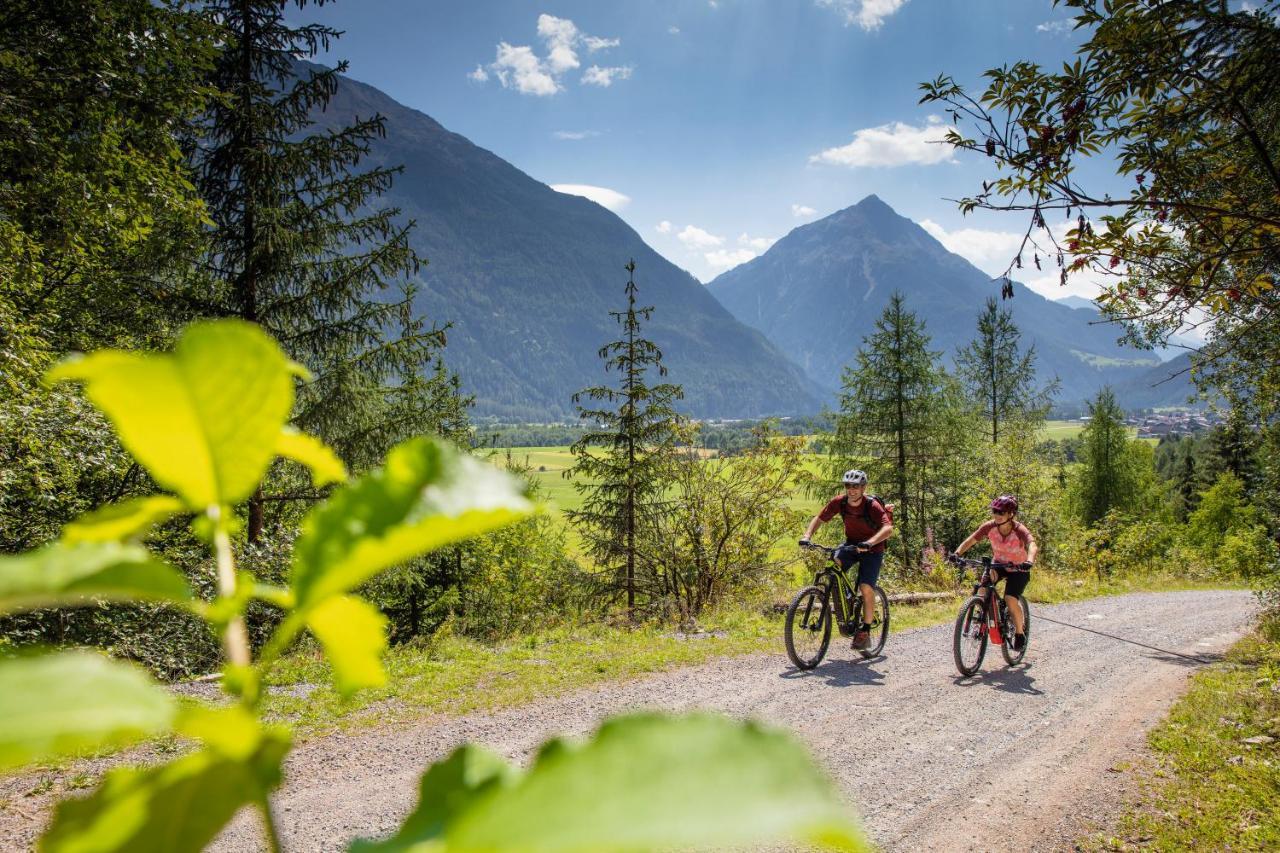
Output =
[
  {"x1": 706, "y1": 195, "x2": 1175, "y2": 406},
  {"x1": 309, "y1": 65, "x2": 820, "y2": 419}
]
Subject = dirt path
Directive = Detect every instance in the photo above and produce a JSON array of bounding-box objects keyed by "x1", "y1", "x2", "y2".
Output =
[{"x1": 1, "y1": 590, "x2": 1256, "y2": 851}]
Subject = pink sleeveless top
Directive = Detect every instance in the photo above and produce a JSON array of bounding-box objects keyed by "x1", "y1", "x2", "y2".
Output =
[{"x1": 975, "y1": 520, "x2": 1032, "y2": 564}]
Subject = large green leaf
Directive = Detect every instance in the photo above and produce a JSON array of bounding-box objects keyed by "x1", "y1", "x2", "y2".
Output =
[
  {"x1": 45, "y1": 320, "x2": 295, "y2": 508},
  {"x1": 291, "y1": 437, "x2": 531, "y2": 607},
  {"x1": 62, "y1": 496, "x2": 185, "y2": 543},
  {"x1": 0, "y1": 541, "x2": 190, "y2": 616},
  {"x1": 0, "y1": 652, "x2": 177, "y2": 770},
  {"x1": 40, "y1": 729, "x2": 290, "y2": 853},
  {"x1": 277, "y1": 426, "x2": 347, "y2": 487},
  {"x1": 350, "y1": 745, "x2": 515, "y2": 853},
  {"x1": 306, "y1": 595, "x2": 389, "y2": 696},
  {"x1": 352, "y1": 713, "x2": 867, "y2": 853}
]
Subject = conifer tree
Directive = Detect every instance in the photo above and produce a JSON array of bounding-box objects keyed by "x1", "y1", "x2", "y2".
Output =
[
  {"x1": 830, "y1": 292, "x2": 946, "y2": 572},
  {"x1": 567, "y1": 261, "x2": 684, "y2": 618},
  {"x1": 192, "y1": 0, "x2": 466, "y2": 539},
  {"x1": 955, "y1": 298, "x2": 1057, "y2": 444},
  {"x1": 1076, "y1": 387, "x2": 1134, "y2": 525}
]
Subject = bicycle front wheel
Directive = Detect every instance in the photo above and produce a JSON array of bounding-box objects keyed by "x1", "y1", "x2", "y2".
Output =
[
  {"x1": 859, "y1": 586, "x2": 890, "y2": 658},
  {"x1": 1000, "y1": 595, "x2": 1031, "y2": 666},
  {"x1": 953, "y1": 596, "x2": 988, "y2": 676},
  {"x1": 785, "y1": 585, "x2": 832, "y2": 670}
]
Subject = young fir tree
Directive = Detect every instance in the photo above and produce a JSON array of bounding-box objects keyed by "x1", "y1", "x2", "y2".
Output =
[
  {"x1": 955, "y1": 297, "x2": 1057, "y2": 444},
  {"x1": 192, "y1": 0, "x2": 467, "y2": 539},
  {"x1": 830, "y1": 291, "x2": 946, "y2": 573},
  {"x1": 1076, "y1": 387, "x2": 1135, "y2": 525},
  {"x1": 566, "y1": 261, "x2": 684, "y2": 619}
]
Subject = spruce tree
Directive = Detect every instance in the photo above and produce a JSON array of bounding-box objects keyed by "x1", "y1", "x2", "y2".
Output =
[
  {"x1": 830, "y1": 292, "x2": 946, "y2": 573},
  {"x1": 1076, "y1": 387, "x2": 1133, "y2": 525},
  {"x1": 955, "y1": 298, "x2": 1056, "y2": 444},
  {"x1": 192, "y1": 0, "x2": 466, "y2": 539},
  {"x1": 566, "y1": 261, "x2": 684, "y2": 618}
]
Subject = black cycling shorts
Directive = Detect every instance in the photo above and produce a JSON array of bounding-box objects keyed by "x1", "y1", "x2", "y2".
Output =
[{"x1": 995, "y1": 566, "x2": 1031, "y2": 598}]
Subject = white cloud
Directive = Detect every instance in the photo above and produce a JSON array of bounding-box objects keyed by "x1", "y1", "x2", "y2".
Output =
[
  {"x1": 582, "y1": 65, "x2": 633, "y2": 87},
  {"x1": 1036, "y1": 19, "x2": 1073, "y2": 34},
  {"x1": 553, "y1": 130, "x2": 601, "y2": 140},
  {"x1": 678, "y1": 225, "x2": 724, "y2": 250},
  {"x1": 583, "y1": 35, "x2": 621, "y2": 52},
  {"x1": 816, "y1": 0, "x2": 909, "y2": 31},
  {"x1": 810, "y1": 116, "x2": 953, "y2": 168},
  {"x1": 705, "y1": 248, "x2": 758, "y2": 271},
  {"x1": 792, "y1": 204, "x2": 817, "y2": 218},
  {"x1": 538, "y1": 14, "x2": 581, "y2": 73},
  {"x1": 656, "y1": 220, "x2": 673, "y2": 234},
  {"x1": 550, "y1": 184, "x2": 631, "y2": 212},
  {"x1": 668, "y1": 25, "x2": 681, "y2": 34},
  {"x1": 491, "y1": 42, "x2": 560, "y2": 96},
  {"x1": 476, "y1": 16, "x2": 627, "y2": 97},
  {"x1": 738, "y1": 233, "x2": 776, "y2": 251},
  {"x1": 919, "y1": 219, "x2": 1024, "y2": 275}
]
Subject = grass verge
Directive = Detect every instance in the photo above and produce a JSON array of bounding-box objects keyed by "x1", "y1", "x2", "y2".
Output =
[{"x1": 1084, "y1": 613, "x2": 1280, "y2": 852}]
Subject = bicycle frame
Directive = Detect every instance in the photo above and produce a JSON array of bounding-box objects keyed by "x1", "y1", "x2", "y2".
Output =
[
  {"x1": 958, "y1": 558, "x2": 1020, "y2": 646},
  {"x1": 804, "y1": 546, "x2": 875, "y2": 635}
]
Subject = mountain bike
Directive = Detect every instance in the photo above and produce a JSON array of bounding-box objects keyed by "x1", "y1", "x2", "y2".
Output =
[
  {"x1": 784, "y1": 542, "x2": 889, "y2": 669},
  {"x1": 949, "y1": 555, "x2": 1032, "y2": 676}
]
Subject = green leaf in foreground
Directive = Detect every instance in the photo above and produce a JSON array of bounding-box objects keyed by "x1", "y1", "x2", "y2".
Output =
[
  {"x1": 0, "y1": 541, "x2": 190, "y2": 616},
  {"x1": 45, "y1": 320, "x2": 295, "y2": 509},
  {"x1": 41, "y1": 730, "x2": 290, "y2": 853},
  {"x1": 291, "y1": 437, "x2": 531, "y2": 608},
  {"x1": 306, "y1": 595, "x2": 390, "y2": 695},
  {"x1": 277, "y1": 426, "x2": 348, "y2": 487},
  {"x1": 0, "y1": 652, "x2": 177, "y2": 770},
  {"x1": 62, "y1": 496, "x2": 186, "y2": 543},
  {"x1": 352, "y1": 713, "x2": 868, "y2": 853},
  {"x1": 350, "y1": 745, "x2": 514, "y2": 852}
]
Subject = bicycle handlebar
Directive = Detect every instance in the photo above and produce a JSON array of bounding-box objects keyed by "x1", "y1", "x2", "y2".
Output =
[{"x1": 948, "y1": 555, "x2": 1031, "y2": 572}]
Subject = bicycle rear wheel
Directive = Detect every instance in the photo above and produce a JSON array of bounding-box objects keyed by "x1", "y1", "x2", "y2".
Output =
[
  {"x1": 785, "y1": 585, "x2": 832, "y2": 670},
  {"x1": 859, "y1": 586, "x2": 890, "y2": 658},
  {"x1": 1000, "y1": 595, "x2": 1031, "y2": 666},
  {"x1": 953, "y1": 596, "x2": 988, "y2": 676}
]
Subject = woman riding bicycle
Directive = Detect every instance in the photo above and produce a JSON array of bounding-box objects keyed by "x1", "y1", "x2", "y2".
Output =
[
  {"x1": 951, "y1": 495, "x2": 1037, "y2": 651},
  {"x1": 799, "y1": 469, "x2": 894, "y2": 650}
]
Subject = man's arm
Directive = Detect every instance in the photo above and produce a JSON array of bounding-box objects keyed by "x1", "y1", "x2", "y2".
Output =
[
  {"x1": 801, "y1": 515, "x2": 823, "y2": 541},
  {"x1": 862, "y1": 521, "x2": 893, "y2": 548}
]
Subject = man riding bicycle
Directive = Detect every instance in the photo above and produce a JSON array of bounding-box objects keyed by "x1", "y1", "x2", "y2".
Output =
[
  {"x1": 951, "y1": 495, "x2": 1037, "y2": 651},
  {"x1": 799, "y1": 469, "x2": 894, "y2": 650}
]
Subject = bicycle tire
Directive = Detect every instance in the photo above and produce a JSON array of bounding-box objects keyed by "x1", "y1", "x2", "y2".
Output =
[
  {"x1": 953, "y1": 596, "x2": 988, "y2": 676},
  {"x1": 784, "y1": 585, "x2": 832, "y2": 670},
  {"x1": 859, "y1": 585, "x2": 890, "y2": 658},
  {"x1": 1000, "y1": 595, "x2": 1031, "y2": 666}
]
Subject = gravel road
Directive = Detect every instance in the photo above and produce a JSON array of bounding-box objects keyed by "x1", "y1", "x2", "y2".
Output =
[{"x1": 0, "y1": 590, "x2": 1256, "y2": 852}]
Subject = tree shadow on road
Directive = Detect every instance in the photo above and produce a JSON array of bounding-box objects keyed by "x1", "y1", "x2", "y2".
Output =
[
  {"x1": 1138, "y1": 649, "x2": 1224, "y2": 669},
  {"x1": 952, "y1": 663, "x2": 1044, "y2": 695},
  {"x1": 779, "y1": 655, "x2": 887, "y2": 687}
]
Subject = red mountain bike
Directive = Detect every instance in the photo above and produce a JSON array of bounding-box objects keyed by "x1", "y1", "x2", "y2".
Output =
[{"x1": 949, "y1": 556, "x2": 1031, "y2": 676}]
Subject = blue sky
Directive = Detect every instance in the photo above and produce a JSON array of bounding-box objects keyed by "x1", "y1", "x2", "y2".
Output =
[{"x1": 304, "y1": 0, "x2": 1114, "y2": 298}]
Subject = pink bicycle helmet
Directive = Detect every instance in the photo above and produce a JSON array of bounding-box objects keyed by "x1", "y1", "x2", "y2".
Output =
[{"x1": 990, "y1": 495, "x2": 1019, "y2": 514}]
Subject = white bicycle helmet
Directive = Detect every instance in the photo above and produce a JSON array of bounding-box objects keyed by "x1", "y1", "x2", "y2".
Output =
[{"x1": 841, "y1": 469, "x2": 868, "y2": 486}]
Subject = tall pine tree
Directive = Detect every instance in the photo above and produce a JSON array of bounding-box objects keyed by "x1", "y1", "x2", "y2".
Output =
[
  {"x1": 1076, "y1": 387, "x2": 1135, "y2": 525},
  {"x1": 566, "y1": 261, "x2": 684, "y2": 619},
  {"x1": 955, "y1": 298, "x2": 1056, "y2": 444},
  {"x1": 830, "y1": 292, "x2": 946, "y2": 573},
  {"x1": 192, "y1": 0, "x2": 467, "y2": 539}
]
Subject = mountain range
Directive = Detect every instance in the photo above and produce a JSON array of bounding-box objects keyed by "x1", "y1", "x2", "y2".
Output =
[
  {"x1": 310, "y1": 65, "x2": 1193, "y2": 418},
  {"x1": 706, "y1": 195, "x2": 1176, "y2": 405},
  {"x1": 310, "y1": 66, "x2": 820, "y2": 420}
]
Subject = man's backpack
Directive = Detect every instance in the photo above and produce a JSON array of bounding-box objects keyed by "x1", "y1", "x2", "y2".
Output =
[{"x1": 839, "y1": 493, "x2": 894, "y2": 527}]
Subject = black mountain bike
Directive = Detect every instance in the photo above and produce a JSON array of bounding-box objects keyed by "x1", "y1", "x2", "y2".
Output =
[
  {"x1": 950, "y1": 555, "x2": 1032, "y2": 676},
  {"x1": 784, "y1": 542, "x2": 889, "y2": 670}
]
